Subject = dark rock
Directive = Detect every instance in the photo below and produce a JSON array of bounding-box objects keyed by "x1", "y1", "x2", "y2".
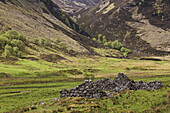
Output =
[{"x1": 60, "y1": 73, "x2": 164, "y2": 98}]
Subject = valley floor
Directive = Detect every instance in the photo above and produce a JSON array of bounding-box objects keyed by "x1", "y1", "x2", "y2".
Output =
[{"x1": 0, "y1": 56, "x2": 170, "y2": 112}]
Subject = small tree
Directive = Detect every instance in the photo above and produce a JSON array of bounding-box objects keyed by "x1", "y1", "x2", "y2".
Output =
[
  {"x1": 93, "y1": 38, "x2": 96, "y2": 41},
  {"x1": 104, "y1": 41, "x2": 112, "y2": 48},
  {"x1": 97, "y1": 34, "x2": 103, "y2": 43},
  {"x1": 120, "y1": 47, "x2": 131, "y2": 57},
  {"x1": 98, "y1": 34, "x2": 102, "y2": 39},
  {"x1": 13, "y1": 47, "x2": 19, "y2": 56},
  {"x1": 11, "y1": 39, "x2": 25, "y2": 50},
  {"x1": 33, "y1": 39, "x2": 39, "y2": 45},
  {"x1": 39, "y1": 38, "x2": 47, "y2": 47},
  {"x1": 5, "y1": 30, "x2": 19, "y2": 40},
  {"x1": 3, "y1": 45, "x2": 12, "y2": 59},
  {"x1": 52, "y1": 54, "x2": 57, "y2": 62},
  {"x1": 17, "y1": 51, "x2": 23, "y2": 58},
  {"x1": 111, "y1": 40, "x2": 122, "y2": 50},
  {"x1": 0, "y1": 30, "x2": 3, "y2": 35},
  {"x1": 102, "y1": 36, "x2": 107, "y2": 43},
  {"x1": 0, "y1": 36, "x2": 9, "y2": 49}
]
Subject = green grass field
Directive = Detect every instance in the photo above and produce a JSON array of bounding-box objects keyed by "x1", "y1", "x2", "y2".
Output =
[{"x1": 0, "y1": 56, "x2": 170, "y2": 112}]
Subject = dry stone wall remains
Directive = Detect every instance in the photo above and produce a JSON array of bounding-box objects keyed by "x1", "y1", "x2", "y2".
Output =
[{"x1": 60, "y1": 73, "x2": 164, "y2": 98}]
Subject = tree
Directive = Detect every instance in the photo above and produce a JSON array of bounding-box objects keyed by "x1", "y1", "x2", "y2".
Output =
[
  {"x1": 52, "y1": 54, "x2": 57, "y2": 62},
  {"x1": 13, "y1": 47, "x2": 19, "y2": 56},
  {"x1": 120, "y1": 47, "x2": 131, "y2": 57},
  {"x1": 0, "y1": 30, "x2": 4, "y2": 35},
  {"x1": 98, "y1": 34, "x2": 102, "y2": 39},
  {"x1": 104, "y1": 41, "x2": 112, "y2": 48},
  {"x1": 97, "y1": 34, "x2": 103, "y2": 43},
  {"x1": 102, "y1": 36, "x2": 107, "y2": 43},
  {"x1": 33, "y1": 39, "x2": 39, "y2": 45},
  {"x1": 93, "y1": 38, "x2": 97, "y2": 41},
  {"x1": 39, "y1": 38, "x2": 47, "y2": 47},
  {"x1": 5, "y1": 30, "x2": 19, "y2": 40},
  {"x1": 17, "y1": 51, "x2": 23, "y2": 58},
  {"x1": 3, "y1": 45, "x2": 12, "y2": 59},
  {"x1": 120, "y1": 47, "x2": 131, "y2": 53},
  {"x1": 11, "y1": 39, "x2": 25, "y2": 50},
  {"x1": 111, "y1": 40, "x2": 122, "y2": 50},
  {"x1": 0, "y1": 36, "x2": 9, "y2": 49}
]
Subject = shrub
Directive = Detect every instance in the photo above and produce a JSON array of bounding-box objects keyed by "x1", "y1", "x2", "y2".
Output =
[
  {"x1": 0, "y1": 30, "x2": 4, "y2": 35},
  {"x1": 17, "y1": 51, "x2": 23, "y2": 58},
  {"x1": 98, "y1": 34, "x2": 102, "y2": 39},
  {"x1": 12, "y1": 47, "x2": 19, "y2": 56},
  {"x1": 93, "y1": 38, "x2": 97, "y2": 41},
  {"x1": 39, "y1": 38, "x2": 47, "y2": 47},
  {"x1": 3, "y1": 45, "x2": 12, "y2": 59},
  {"x1": 120, "y1": 47, "x2": 131, "y2": 53},
  {"x1": 52, "y1": 54, "x2": 57, "y2": 62},
  {"x1": 33, "y1": 39, "x2": 39, "y2": 45},
  {"x1": 61, "y1": 43, "x2": 67, "y2": 51},
  {"x1": 4, "y1": 30, "x2": 25, "y2": 41},
  {"x1": 0, "y1": 36, "x2": 9, "y2": 49},
  {"x1": 121, "y1": 47, "x2": 131, "y2": 57},
  {"x1": 104, "y1": 41, "x2": 112, "y2": 48},
  {"x1": 102, "y1": 36, "x2": 107, "y2": 43},
  {"x1": 111, "y1": 40, "x2": 122, "y2": 50},
  {"x1": 11, "y1": 39, "x2": 25, "y2": 50}
]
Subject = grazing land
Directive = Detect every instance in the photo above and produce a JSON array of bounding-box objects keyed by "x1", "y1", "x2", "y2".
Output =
[{"x1": 0, "y1": 56, "x2": 170, "y2": 112}]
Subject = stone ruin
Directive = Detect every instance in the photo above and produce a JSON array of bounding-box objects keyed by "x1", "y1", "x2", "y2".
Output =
[{"x1": 60, "y1": 73, "x2": 164, "y2": 98}]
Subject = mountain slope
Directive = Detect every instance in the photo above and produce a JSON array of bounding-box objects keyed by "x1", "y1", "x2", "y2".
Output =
[
  {"x1": 77, "y1": 0, "x2": 170, "y2": 55},
  {"x1": 53, "y1": 0, "x2": 101, "y2": 14},
  {"x1": 0, "y1": 0, "x2": 98, "y2": 56}
]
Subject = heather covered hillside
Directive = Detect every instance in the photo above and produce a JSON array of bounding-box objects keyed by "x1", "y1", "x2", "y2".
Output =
[{"x1": 76, "y1": 0, "x2": 170, "y2": 55}]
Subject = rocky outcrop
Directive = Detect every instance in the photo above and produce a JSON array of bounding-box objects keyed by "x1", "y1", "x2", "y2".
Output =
[{"x1": 60, "y1": 73, "x2": 164, "y2": 98}]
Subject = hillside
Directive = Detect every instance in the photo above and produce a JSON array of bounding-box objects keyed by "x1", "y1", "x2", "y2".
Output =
[
  {"x1": 0, "y1": 0, "x2": 100, "y2": 58},
  {"x1": 76, "y1": 0, "x2": 170, "y2": 56},
  {"x1": 53, "y1": 0, "x2": 101, "y2": 14}
]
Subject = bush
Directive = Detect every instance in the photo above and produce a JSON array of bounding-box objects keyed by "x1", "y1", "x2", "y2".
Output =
[
  {"x1": 3, "y1": 45, "x2": 12, "y2": 59},
  {"x1": 0, "y1": 30, "x2": 4, "y2": 35},
  {"x1": 33, "y1": 39, "x2": 39, "y2": 45},
  {"x1": 52, "y1": 54, "x2": 57, "y2": 62},
  {"x1": 4, "y1": 30, "x2": 25, "y2": 41},
  {"x1": 11, "y1": 39, "x2": 25, "y2": 50},
  {"x1": 0, "y1": 36, "x2": 9, "y2": 49},
  {"x1": 13, "y1": 47, "x2": 19, "y2": 56},
  {"x1": 98, "y1": 34, "x2": 102, "y2": 39},
  {"x1": 120, "y1": 47, "x2": 131, "y2": 53},
  {"x1": 93, "y1": 38, "x2": 97, "y2": 41},
  {"x1": 104, "y1": 41, "x2": 112, "y2": 48},
  {"x1": 111, "y1": 40, "x2": 122, "y2": 50},
  {"x1": 121, "y1": 47, "x2": 131, "y2": 57},
  {"x1": 102, "y1": 36, "x2": 107, "y2": 43},
  {"x1": 17, "y1": 51, "x2": 23, "y2": 58},
  {"x1": 39, "y1": 38, "x2": 47, "y2": 47}
]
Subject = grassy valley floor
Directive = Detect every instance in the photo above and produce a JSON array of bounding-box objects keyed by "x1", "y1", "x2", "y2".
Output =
[{"x1": 0, "y1": 56, "x2": 170, "y2": 112}]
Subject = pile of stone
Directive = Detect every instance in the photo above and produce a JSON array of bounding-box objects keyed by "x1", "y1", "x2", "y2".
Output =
[
  {"x1": 60, "y1": 80, "x2": 107, "y2": 98},
  {"x1": 60, "y1": 73, "x2": 164, "y2": 98}
]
